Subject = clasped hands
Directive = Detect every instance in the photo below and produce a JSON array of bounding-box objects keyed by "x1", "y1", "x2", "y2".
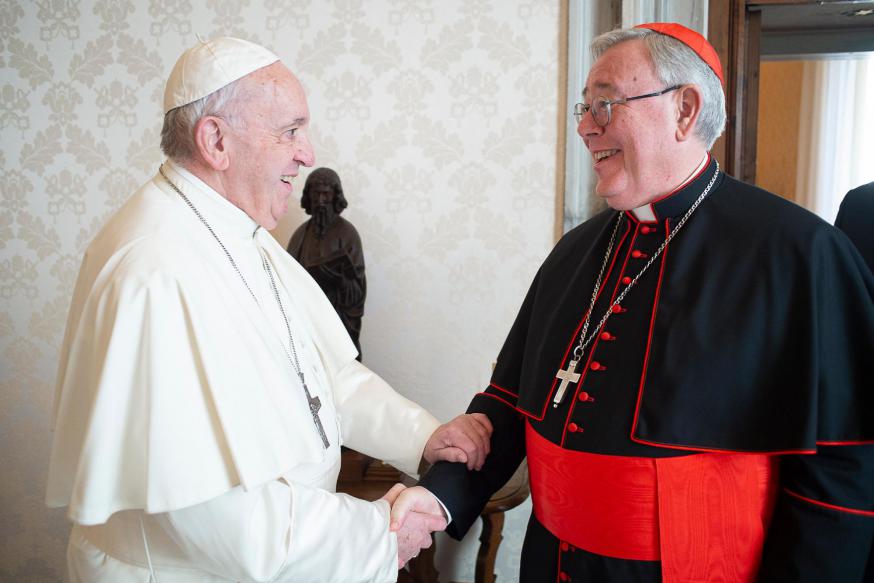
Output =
[
  {"x1": 379, "y1": 413, "x2": 493, "y2": 568},
  {"x1": 380, "y1": 484, "x2": 445, "y2": 568}
]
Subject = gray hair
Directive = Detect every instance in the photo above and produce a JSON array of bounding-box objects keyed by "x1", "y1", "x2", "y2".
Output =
[
  {"x1": 160, "y1": 77, "x2": 246, "y2": 163},
  {"x1": 591, "y1": 27, "x2": 726, "y2": 149}
]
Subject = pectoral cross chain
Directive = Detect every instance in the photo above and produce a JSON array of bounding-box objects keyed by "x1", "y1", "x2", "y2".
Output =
[
  {"x1": 553, "y1": 359, "x2": 581, "y2": 408},
  {"x1": 161, "y1": 166, "x2": 334, "y2": 449},
  {"x1": 550, "y1": 162, "x2": 722, "y2": 412}
]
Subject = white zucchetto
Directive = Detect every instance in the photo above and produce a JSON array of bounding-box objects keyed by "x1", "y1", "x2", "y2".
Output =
[{"x1": 163, "y1": 36, "x2": 279, "y2": 114}]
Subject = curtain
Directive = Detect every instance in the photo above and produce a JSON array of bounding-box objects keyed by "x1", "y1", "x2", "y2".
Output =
[{"x1": 796, "y1": 54, "x2": 874, "y2": 222}]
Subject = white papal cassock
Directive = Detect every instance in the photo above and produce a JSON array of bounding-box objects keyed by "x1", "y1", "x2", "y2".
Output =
[{"x1": 46, "y1": 161, "x2": 440, "y2": 582}]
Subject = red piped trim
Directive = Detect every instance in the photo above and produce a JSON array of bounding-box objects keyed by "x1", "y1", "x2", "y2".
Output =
[
  {"x1": 523, "y1": 221, "x2": 633, "y2": 421},
  {"x1": 624, "y1": 216, "x2": 813, "y2": 455},
  {"x1": 488, "y1": 382, "x2": 519, "y2": 398},
  {"x1": 626, "y1": 439, "x2": 871, "y2": 455},
  {"x1": 647, "y1": 153, "x2": 712, "y2": 221},
  {"x1": 624, "y1": 209, "x2": 658, "y2": 225},
  {"x1": 555, "y1": 535, "x2": 564, "y2": 583},
  {"x1": 624, "y1": 210, "x2": 854, "y2": 455},
  {"x1": 630, "y1": 218, "x2": 672, "y2": 440},
  {"x1": 628, "y1": 435, "x2": 817, "y2": 455},
  {"x1": 624, "y1": 209, "x2": 641, "y2": 224},
  {"x1": 561, "y1": 227, "x2": 642, "y2": 445},
  {"x1": 476, "y1": 391, "x2": 520, "y2": 412},
  {"x1": 516, "y1": 406, "x2": 542, "y2": 420},
  {"x1": 784, "y1": 488, "x2": 874, "y2": 517}
]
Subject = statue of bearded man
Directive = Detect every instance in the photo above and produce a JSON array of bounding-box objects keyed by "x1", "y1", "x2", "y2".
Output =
[{"x1": 287, "y1": 168, "x2": 366, "y2": 359}]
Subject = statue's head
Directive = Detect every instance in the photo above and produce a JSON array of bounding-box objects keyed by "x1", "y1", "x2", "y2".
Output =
[
  {"x1": 301, "y1": 167, "x2": 348, "y2": 215},
  {"x1": 301, "y1": 167, "x2": 348, "y2": 237}
]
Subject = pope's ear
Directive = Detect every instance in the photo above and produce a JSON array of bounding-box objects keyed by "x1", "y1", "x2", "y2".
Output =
[
  {"x1": 675, "y1": 84, "x2": 703, "y2": 142},
  {"x1": 193, "y1": 116, "x2": 231, "y2": 171}
]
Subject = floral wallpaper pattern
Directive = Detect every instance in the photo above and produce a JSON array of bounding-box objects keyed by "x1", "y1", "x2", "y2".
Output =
[{"x1": 0, "y1": 0, "x2": 559, "y2": 580}]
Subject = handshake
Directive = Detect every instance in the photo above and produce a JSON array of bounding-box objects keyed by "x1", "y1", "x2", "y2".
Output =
[
  {"x1": 379, "y1": 412, "x2": 493, "y2": 568},
  {"x1": 381, "y1": 484, "x2": 446, "y2": 568}
]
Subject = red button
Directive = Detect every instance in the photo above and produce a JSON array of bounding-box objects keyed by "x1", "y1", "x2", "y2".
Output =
[
  {"x1": 578, "y1": 391, "x2": 591, "y2": 402},
  {"x1": 568, "y1": 423, "x2": 581, "y2": 433},
  {"x1": 600, "y1": 331, "x2": 614, "y2": 341},
  {"x1": 560, "y1": 573, "x2": 569, "y2": 582},
  {"x1": 632, "y1": 249, "x2": 646, "y2": 258},
  {"x1": 622, "y1": 276, "x2": 632, "y2": 285},
  {"x1": 641, "y1": 225, "x2": 653, "y2": 234},
  {"x1": 590, "y1": 361, "x2": 604, "y2": 371},
  {"x1": 560, "y1": 542, "x2": 569, "y2": 552},
  {"x1": 611, "y1": 304, "x2": 624, "y2": 313}
]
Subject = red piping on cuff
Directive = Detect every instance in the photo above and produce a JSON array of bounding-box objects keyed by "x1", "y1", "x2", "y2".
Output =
[
  {"x1": 816, "y1": 440, "x2": 874, "y2": 446},
  {"x1": 784, "y1": 488, "x2": 874, "y2": 517}
]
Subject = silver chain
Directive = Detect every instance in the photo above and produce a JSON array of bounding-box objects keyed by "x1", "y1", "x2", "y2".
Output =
[
  {"x1": 570, "y1": 161, "x2": 720, "y2": 363},
  {"x1": 159, "y1": 167, "x2": 258, "y2": 302},
  {"x1": 575, "y1": 214, "x2": 623, "y2": 358},
  {"x1": 260, "y1": 253, "x2": 307, "y2": 387},
  {"x1": 158, "y1": 166, "x2": 325, "y2": 443}
]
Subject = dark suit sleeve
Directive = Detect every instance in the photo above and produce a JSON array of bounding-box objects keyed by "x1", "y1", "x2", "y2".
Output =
[
  {"x1": 758, "y1": 445, "x2": 874, "y2": 582},
  {"x1": 418, "y1": 390, "x2": 527, "y2": 539}
]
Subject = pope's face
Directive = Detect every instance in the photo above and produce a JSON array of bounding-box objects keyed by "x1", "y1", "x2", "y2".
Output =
[
  {"x1": 577, "y1": 40, "x2": 680, "y2": 210},
  {"x1": 225, "y1": 63, "x2": 315, "y2": 229}
]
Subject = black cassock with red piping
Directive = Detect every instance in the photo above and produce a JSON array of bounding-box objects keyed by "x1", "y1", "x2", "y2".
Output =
[{"x1": 420, "y1": 157, "x2": 874, "y2": 582}]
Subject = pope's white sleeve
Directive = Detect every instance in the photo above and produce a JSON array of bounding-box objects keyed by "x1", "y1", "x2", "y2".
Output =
[
  {"x1": 153, "y1": 479, "x2": 398, "y2": 583},
  {"x1": 331, "y1": 360, "x2": 441, "y2": 477}
]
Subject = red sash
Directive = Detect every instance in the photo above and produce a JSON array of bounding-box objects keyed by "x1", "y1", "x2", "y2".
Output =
[{"x1": 526, "y1": 423, "x2": 777, "y2": 582}]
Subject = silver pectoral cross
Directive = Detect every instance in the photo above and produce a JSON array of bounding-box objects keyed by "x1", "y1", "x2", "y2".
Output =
[
  {"x1": 553, "y1": 360, "x2": 581, "y2": 408},
  {"x1": 301, "y1": 376, "x2": 330, "y2": 449}
]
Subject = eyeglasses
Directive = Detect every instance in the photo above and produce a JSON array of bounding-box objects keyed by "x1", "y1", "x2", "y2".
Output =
[{"x1": 573, "y1": 85, "x2": 681, "y2": 127}]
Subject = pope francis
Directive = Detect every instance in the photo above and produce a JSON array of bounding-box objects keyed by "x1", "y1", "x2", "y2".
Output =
[{"x1": 45, "y1": 37, "x2": 490, "y2": 582}]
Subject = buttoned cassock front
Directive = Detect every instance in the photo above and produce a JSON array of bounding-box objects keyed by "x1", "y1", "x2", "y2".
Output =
[
  {"x1": 421, "y1": 156, "x2": 874, "y2": 582},
  {"x1": 46, "y1": 161, "x2": 440, "y2": 582}
]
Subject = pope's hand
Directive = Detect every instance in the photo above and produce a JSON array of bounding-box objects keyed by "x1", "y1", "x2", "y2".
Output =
[
  {"x1": 388, "y1": 486, "x2": 447, "y2": 568},
  {"x1": 379, "y1": 483, "x2": 407, "y2": 505},
  {"x1": 423, "y1": 413, "x2": 493, "y2": 470}
]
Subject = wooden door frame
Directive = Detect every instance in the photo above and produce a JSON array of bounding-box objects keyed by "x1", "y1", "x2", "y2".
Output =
[{"x1": 708, "y1": 0, "x2": 820, "y2": 184}]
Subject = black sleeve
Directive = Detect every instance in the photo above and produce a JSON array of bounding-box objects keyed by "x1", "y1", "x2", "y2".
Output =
[
  {"x1": 757, "y1": 444, "x2": 874, "y2": 582},
  {"x1": 418, "y1": 389, "x2": 527, "y2": 540}
]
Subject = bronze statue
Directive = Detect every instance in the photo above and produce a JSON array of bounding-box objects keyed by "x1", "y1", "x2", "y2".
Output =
[{"x1": 287, "y1": 168, "x2": 366, "y2": 359}]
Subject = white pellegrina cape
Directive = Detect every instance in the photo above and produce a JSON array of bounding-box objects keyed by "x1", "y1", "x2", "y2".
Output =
[{"x1": 46, "y1": 161, "x2": 439, "y2": 582}]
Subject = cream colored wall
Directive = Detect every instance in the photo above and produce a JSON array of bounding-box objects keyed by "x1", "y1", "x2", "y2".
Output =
[
  {"x1": 0, "y1": 1, "x2": 559, "y2": 580},
  {"x1": 756, "y1": 61, "x2": 804, "y2": 202}
]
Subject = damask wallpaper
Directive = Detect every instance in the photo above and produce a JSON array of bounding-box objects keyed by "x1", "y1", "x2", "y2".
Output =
[{"x1": 0, "y1": 0, "x2": 559, "y2": 580}]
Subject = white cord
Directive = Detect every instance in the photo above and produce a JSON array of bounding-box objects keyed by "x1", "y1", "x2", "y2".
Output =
[{"x1": 139, "y1": 514, "x2": 160, "y2": 583}]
